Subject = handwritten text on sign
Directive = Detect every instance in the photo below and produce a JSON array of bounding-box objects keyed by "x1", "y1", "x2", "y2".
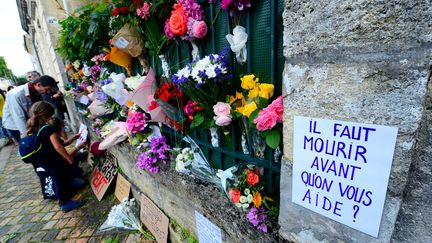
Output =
[
  {"x1": 90, "y1": 159, "x2": 117, "y2": 201},
  {"x1": 140, "y1": 194, "x2": 169, "y2": 243},
  {"x1": 292, "y1": 116, "x2": 398, "y2": 237}
]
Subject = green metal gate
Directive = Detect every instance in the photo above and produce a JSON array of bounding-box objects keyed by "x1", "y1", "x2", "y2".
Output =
[{"x1": 114, "y1": 0, "x2": 284, "y2": 195}]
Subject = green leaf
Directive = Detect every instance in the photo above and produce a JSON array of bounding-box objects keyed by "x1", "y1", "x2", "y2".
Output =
[
  {"x1": 265, "y1": 129, "x2": 281, "y2": 149},
  {"x1": 249, "y1": 109, "x2": 260, "y2": 124},
  {"x1": 259, "y1": 97, "x2": 269, "y2": 109},
  {"x1": 190, "y1": 113, "x2": 204, "y2": 129},
  {"x1": 201, "y1": 118, "x2": 215, "y2": 130}
]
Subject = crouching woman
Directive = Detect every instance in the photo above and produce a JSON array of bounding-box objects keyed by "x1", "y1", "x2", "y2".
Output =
[{"x1": 26, "y1": 101, "x2": 86, "y2": 212}]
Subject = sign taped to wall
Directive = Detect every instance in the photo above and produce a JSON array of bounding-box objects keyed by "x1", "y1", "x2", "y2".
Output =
[{"x1": 292, "y1": 116, "x2": 398, "y2": 237}]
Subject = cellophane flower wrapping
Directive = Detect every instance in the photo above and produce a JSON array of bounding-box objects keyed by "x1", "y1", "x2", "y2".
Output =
[
  {"x1": 98, "y1": 198, "x2": 145, "y2": 233},
  {"x1": 176, "y1": 136, "x2": 235, "y2": 189}
]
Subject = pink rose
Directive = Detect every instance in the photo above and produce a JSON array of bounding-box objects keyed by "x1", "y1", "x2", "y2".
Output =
[
  {"x1": 137, "y1": 2, "x2": 152, "y2": 19},
  {"x1": 213, "y1": 102, "x2": 231, "y2": 117},
  {"x1": 268, "y1": 96, "x2": 283, "y2": 122},
  {"x1": 254, "y1": 110, "x2": 278, "y2": 131},
  {"x1": 215, "y1": 115, "x2": 232, "y2": 126},
  {"x1": 191, "y1": 20, "x2": 207, "y2": 39}
]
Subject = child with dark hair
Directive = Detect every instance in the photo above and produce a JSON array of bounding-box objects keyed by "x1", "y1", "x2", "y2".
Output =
[
  {"x1": 49, "y1": 117, "x2": 86, "y2": 176},
  {"x1": 26, "y1": 101, "x2": 86, "y2": 212}
]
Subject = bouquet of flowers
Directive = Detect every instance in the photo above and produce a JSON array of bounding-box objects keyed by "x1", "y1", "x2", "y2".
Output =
[
  {"x1": 231, "y1": 74, "x2": 281, "y2": 152},
  {"x1": 172, "y1": 52, "x2": 231, "y2": 129},
  {"x1": 164, "y1": 0, "x2": 208, "y2": 41},
  {"x1": 136, "y1": 135, "x2": 171, "y2": 173},
  {"x1": 126, "y1": 110, "x2": 148, "y2": 134},
  {"x1": 174, "y1": 136, "x2": 241, "y2": 195},
  {"x1": 153, "y1": 82, "x2": 187, "y2": 125},
  {"x1": 98, "y1": 198, "x2": 147, "y2": 234},
  {"x1": 210, "y1": 0, "x2": 251, "y2": 64},
  {"x1": 227, "y1": 165, "x2": 278, "y2": 233}
]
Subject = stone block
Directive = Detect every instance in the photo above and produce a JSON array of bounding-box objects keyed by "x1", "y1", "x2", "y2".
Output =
[{"x1": 280, "y1": 0, "x2": 432, "y2": 241}]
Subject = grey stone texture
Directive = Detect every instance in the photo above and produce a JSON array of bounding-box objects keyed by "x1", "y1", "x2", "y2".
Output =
[
  {"x1": 392, "y1": 80, "x2": 432, "y2": 242},
  {"x1": 280, "y1": 0, "x2": 432, "y2": 242}
]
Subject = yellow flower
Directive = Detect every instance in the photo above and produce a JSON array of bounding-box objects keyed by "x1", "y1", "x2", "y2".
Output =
[
  {"x1": 248, "y1": 86, "x2": 259, "y2": 98},
  {"x1": 230, "y1": 92, "x2": 243, "y2": 104},
  {"x1": 258, "y1": 83, "x2": 274, "y2": 99},
  {"x1": 236, "y1": 106, "x2": 245, "y2": 114},
  {"x1": 242, "y1": 102, "x2": 257, "y2": 118},
  {"x1": 253, "y1": 191, "x2": 262, "y2": 208},
  {"x1": 241, "y1": 74, "x2": 258, "y2": 90},
  {"x1": 72, "y1": 72, "x2": 80, "y2": 80}
]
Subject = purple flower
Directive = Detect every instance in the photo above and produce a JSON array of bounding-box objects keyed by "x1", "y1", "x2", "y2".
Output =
[
  {"x1": 136, "y1": 136, "x2": 171, "y2": 173},
  {"x1": 246, "y1": 207, "x2": 260, "y2": 226},
  {"x1": 258, "y1": 223, "x2": 268, "y2": 233},
  {"x1": 246, "y1": 207, "x2": 269, "y2": 233}
]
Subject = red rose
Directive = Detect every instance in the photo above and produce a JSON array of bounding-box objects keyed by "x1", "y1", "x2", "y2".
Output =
[
  {"x1": 229, "y1": 188, "x2": 241, "y2": 203},
  {"x1": 246, "y1": 171, "x2": 259, "y2": 186}
]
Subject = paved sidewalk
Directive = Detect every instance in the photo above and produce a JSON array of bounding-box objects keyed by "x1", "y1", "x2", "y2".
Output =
[{"x1": 0, "y1": 145, "x2": 152, "y2": 243}]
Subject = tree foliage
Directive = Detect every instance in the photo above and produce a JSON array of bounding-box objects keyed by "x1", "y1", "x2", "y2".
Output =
[
  {"x1": 57, "y1": 2, "x2": 112, "y2": 63},
  {"x1": 0, "y1": 56, "x2": 15, "y2": 80}
]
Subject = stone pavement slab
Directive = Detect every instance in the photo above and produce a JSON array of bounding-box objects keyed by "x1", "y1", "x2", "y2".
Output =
[{"x1": 0, "y1": 145, "x2": 155, "y2": 243}]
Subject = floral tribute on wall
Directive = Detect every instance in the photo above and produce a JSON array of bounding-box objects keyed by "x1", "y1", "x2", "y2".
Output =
[
  {"x1": 164, "y1": 0, "x2": 208, "y2": 59},
  {"x1": 228, "y1": 166, "x2": 278, "y2": 233},
  {"x1": 172, "y1": 51, "x2": 231, "y2": 130},
  {"x1": 58, "y1": 0, "x2": 281, "y2": 235},
  {"x1": 210, "y1": 0, "x2": 251, "y2": 64}
]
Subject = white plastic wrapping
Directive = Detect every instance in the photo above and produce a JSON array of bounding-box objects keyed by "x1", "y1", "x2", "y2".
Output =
[{"x1": 98, "y1": 198, "x2": 144, "y2": 233}]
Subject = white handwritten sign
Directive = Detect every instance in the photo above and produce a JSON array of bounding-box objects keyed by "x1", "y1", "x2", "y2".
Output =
[
  {"x1": 195, "y1": 211, "x2": 222, "y2": 243},
  {"x1": 76, "y1": 123, "x2": 88, "y2": 147},
  {"x1": 292, "y1": 116, "x2": 398, "y2": 237}
]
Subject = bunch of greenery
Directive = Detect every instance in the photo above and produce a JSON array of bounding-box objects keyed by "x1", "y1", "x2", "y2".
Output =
[{"x1": 57, "y1": 2, "x2": 112, "y2": 62}]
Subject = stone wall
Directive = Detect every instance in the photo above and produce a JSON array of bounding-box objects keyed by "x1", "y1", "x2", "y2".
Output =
[{"x1": 279, "y1": 0, "x2": 432, "y2": 242}]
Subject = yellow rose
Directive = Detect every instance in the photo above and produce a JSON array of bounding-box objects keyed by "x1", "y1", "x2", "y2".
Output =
[
  {"x1": 230, "y1": 92, "x2": 243, "y2": 104},
  {"x1": 236, "y1": 106, "x2": 244, "y2": 114},
  {"x1": 242, "y1": 102, "x2": 257, "y2": 118},
  {"x1": 241, "y1": 74, "x2": 257, "y2": 90},
  {"x1": 248, "y1": 86, "x2": 259, "y2": 98},
  {"x1": 258, "y1": 83, "x2": 274, "y2": 99}
]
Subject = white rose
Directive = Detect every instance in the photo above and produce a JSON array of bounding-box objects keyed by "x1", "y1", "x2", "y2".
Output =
[
  {"x1": 244, "y1": 188, "x2": 250, "y2": 195},
  {"x1": 182, "y1": 147, "x2": 191, "y2": 153},
  {"x1": 176, "y1": 154, "x2": 184, "y2": 161},
  {"x1": 240, "y1": 195, "x2": 247, "y2": 203},
  {"x1": 175, "y1": 161, "x2": 185, "y2": 172},
  {"x1": 247, "y1": 194, "x2": 253, "y2": 203}
]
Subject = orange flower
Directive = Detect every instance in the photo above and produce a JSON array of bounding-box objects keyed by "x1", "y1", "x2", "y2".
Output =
[
  {"x1": 65, "y1": 64, "x2": 73, "y2": 71},
  {"x1": 126, "y1": 100, "x2": 134, "y2": 108},
  {"x1": 252, "y1": 191, "x2": 262, "y2": 207},
  {"x1": 169, "y1": 4, "x2": 187, "y2": 35},
  {"x1": 228, "y1": 188, "x2": 241, "y2": 203},
  {"x1": 246, "y1": 170, "x2": 259, "y2": 186}
]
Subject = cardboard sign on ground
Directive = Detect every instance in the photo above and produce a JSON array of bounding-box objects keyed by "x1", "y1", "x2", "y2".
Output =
[
  {"x1": 140, "y1": 194, "x2": 169, "y2": 243},
  {"x1": 114, "y1": 173, "x2": 131, "y2": 202},
  {"x1": 90, "y1": 159, "x2": 117, "y2": 201}
]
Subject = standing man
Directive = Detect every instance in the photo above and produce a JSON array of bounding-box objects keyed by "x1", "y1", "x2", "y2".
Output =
[{"x1": 2, "y1": 75, "x2": 56, "y2": 142}]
